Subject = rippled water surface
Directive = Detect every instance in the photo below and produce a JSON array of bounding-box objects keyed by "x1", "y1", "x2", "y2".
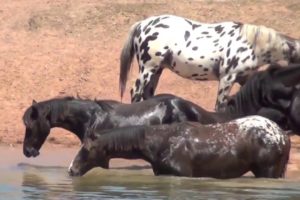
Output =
[{"x1": 1, "y1": 146, "x2": 300, "y2": 200}]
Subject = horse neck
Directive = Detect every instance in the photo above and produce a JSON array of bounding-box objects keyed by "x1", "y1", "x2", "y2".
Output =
[
  {"x1": 50, "y1": 99, "x2": 105, "y2": 142},
  {"x1": 100, "y1": 126, "x2": 152, "y2": 162},
  {"x1": 222, "y1": 81, "x2": 261, "y2": 118}
]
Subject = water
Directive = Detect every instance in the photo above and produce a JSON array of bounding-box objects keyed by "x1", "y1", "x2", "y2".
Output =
[{"x1": 1, "y1": 145, "x2": 300, "y2": 200}]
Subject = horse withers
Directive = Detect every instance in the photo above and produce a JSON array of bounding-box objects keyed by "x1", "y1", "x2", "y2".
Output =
[{"x1": 68, "y1": 116, "x2": 290, "y2": 179}]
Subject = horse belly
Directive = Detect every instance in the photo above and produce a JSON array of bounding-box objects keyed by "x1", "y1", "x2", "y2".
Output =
[
  {"x1": 167, "y1": 33, "x2": 223, "y2": 80},
  {"x1": 169, "y1": 46, "x2": 222, "y2": 81}
]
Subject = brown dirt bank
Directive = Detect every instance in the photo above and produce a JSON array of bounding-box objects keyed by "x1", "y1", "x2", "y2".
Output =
[{"x1": 1, "y1": 0, "x2": 300, "y2": 175}]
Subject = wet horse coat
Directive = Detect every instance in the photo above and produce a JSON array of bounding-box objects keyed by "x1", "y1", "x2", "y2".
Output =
[
  {"x1": 119, "y1": 14, "x2": 300, "y2": 110},
  {"x1": 89, "y1": 64, "x2": 300, "y2": 135},
  {"x1": 22, "y1": 64, "x2": 300, "y2": 157},
  {"x1": 68, "y1": 116, "x2": 290, "y2": 178},
  {"x1": 22, "y1": 94, "x2": 215, "y2": 157}
]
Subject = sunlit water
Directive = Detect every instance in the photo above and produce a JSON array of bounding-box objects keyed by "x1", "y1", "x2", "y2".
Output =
[{"x1": 1, "y1": 146, "x2": 300, "y2": 200}]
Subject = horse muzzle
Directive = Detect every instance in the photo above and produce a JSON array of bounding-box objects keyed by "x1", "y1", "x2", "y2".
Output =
[
  {"x1": 68, "y1": 168, "x2": 82, "y2": 177},
  {"x1": 23, "y1": 146, "x2": 40, "y2": 158}
]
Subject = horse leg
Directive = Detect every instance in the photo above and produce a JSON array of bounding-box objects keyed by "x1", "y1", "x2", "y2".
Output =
[
  {"x1": 130, "y1": 65, "x2": 163, "y2": 102},
  {"x1": 252, "y1": 165, "x2": 286, "y2": 178},
  {"x1": 252, "y1": 148, "x2": 289, "y2": 178},
  {"x1": 215, "y1": 74, "x2": 237, "y2": 111},
  {"x1": 143, "y1": 68, "x2": 163, "y2": 100}
]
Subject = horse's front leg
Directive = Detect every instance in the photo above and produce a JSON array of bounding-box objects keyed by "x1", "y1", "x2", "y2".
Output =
[
  {"x1": 215, "y1": 74, "x2": 237, "y2": 111},
  {"x1": 131, "y1": 66, "x2": 163, "y2": 102}
]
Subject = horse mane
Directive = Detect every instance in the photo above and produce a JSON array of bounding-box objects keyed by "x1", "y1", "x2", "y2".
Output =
[
  {"x1": 240, "y1": 24, "x2": 283, "y2": 53},
  {"x1": 33, "y1": 96, "x2": 119, "y2": 110},
  {"x1": 94, "y1": 99, "x2": 120, "y2": 111},
  {"x1": 85, "y1": 111, "x2": 103, "y2": 134},
  {"x1": 226, "y1": 67, "x2": 273, "y2": 115},
  {"x1": 226, "y1": 63, "x2": 287, "y2": 115},
  {"x1": 97, "y1": 126, "x2": 146, "y2": 152}
]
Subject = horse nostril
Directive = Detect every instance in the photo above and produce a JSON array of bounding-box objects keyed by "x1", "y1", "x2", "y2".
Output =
[
  {"x1": 24, "y1": 147, "x2": 32, "y2": 158},
  {"x1": 32, "y1": 150, "x2": 40, "y2": 157},
  {"x1": 23, "y1": 147, "x2": 40, "y2": 158}
]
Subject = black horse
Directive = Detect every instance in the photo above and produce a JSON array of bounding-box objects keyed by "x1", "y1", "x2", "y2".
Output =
[
  {"x1": 68, "y1": 116, "x2": 290, "y2": 178},
  {"x1": 22, "y1": 94, "x2": 212, "y2": 157},
  {"x1": 22, "y1": 63, "x2": 300, "y2": 158}
]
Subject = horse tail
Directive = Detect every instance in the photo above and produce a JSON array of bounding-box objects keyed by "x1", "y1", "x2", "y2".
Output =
[
  {"x1": 119, "y1": 22, "x2": 140, "y2": 99},
  {"x1": 281, "y1": 133, "x2": 291, "y2": 178}
]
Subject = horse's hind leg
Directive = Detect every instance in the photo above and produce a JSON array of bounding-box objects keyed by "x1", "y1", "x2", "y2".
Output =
[
  {"x1": 252, "y1": 167, "x2": 280, "y2": 178},
  {"x1": 215, "y1": 74, "x2": 237, "y2": 111},
  {"x1": 131, "y1": 65, "x2": 163, "y2": 102},
  {"x1": 252, "y1": 162, "x2": 287, "y2": 178},
  {"x1": 143, "y1": 68, "x2": 163, "y2": 100}
]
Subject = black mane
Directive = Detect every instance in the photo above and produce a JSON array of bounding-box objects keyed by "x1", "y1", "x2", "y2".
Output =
[
  {"x1": 94, "y1": 99, "x2": 120, "y2": 111},
  {"x1": 226, "y1": 64, "x2": 285, "y2": 116},
  {"x1": 95, "y1": 126, "x2": 146, "y2": 152}
]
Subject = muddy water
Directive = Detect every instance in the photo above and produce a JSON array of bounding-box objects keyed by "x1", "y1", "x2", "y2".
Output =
[{"x1": 1, "y1": 145, "x2": 300, "y2": 200}]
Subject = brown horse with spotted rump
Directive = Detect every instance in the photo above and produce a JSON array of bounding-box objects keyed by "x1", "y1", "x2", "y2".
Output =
[{"x1": 68, "y1": 116, "x2": 290, "y2": 179}]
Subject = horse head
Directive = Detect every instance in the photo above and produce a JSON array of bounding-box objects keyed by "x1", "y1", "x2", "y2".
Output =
[
  {"x1": 22, "y1": 100, "x2": 51, "y2": 157},
  {"x1": 68, "y1": 135, "x2": 109, "y2": 177}
]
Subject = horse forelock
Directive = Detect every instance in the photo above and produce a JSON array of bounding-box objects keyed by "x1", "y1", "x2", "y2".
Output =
[
  {"x1": 240, "y1": 24, "x2": 281, "y2": 52},
  {"x1": 23, "y1": 106, "x2": 33, "y2": 124}
]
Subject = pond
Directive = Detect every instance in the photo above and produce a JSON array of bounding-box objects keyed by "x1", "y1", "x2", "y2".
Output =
[{"x1": 1, "y1": 145, "x2": 300, "y2": 200}]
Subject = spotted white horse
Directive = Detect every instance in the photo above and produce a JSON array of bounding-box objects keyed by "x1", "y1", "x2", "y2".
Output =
[{"x1": 119, "y1": 14, "x2": 300, "y2": 111}]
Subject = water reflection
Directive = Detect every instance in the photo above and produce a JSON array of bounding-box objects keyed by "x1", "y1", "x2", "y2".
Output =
[{"x1": 16, "y1": 164, "x2": 300, "y2": 200}]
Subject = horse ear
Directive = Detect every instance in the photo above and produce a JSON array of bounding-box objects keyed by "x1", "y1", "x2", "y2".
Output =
[
  {"x1": 32, "y1": 99, "x2": 37, "y2": 105},
  {"x1": 30, "y1": 106, "x2": 39, "y2": 120}
]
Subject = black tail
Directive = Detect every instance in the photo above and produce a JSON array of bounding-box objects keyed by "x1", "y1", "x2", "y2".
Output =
[{"x1": 119, "y1": 22, "x2": 140, "y2": 99}]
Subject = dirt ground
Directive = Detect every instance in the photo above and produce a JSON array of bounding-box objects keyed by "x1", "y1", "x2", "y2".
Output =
[{"x1": 1, "y1": 0, "x2": 300, "y2": 174}]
